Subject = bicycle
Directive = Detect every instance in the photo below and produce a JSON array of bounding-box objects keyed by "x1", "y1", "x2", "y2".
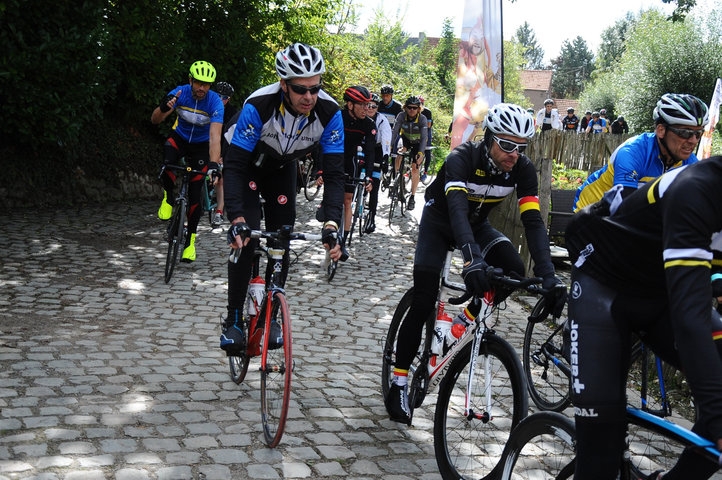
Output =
[
  {"x1": 200, "y1": 170, "x2": 219, "y2": 227},
  {"x1": 345, "y1": 157, "x2": 369, "y2": 247},
  {"x1": 160, "y1": 163, "x2": 215, "y2": 283},
  {"x1": 227, "y1": 225, "x2": 322, "y2": 447},
  {"x1": 381, "y1": 247, "x2": 547, "y2": 480},
  {"x1": 296, "y1": 153, "x2": 320, "y2": 201},
  {"x1": 387, "y1": 151, "x2": 411, "y2": 226},
  {"x1": 420, "y1": 146, "x2": 438, "y2": 186},
  {"x1": 496, "y1": 406, "x2": 722, "y2": 479},
  {"x1": 523, "y1": 298, "x2": 685, "y2": 417}
]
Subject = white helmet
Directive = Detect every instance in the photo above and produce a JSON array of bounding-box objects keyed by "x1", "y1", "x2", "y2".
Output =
[
  {"x1": 483, "y1": 103, "x2": 535, "y2": 138},
  {"x1": 653, "y1": 93, "x2": 709, "y2": 127},
  {"x1": 275, "y1": 43, "x2": 326, "y2": 80}
]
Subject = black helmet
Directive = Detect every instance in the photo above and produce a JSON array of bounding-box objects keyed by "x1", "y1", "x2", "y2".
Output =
[
  {"x1": 216, "y1": 82, "x2": 234, "y2": 97},
  {"x1": 567, "y1": 107, "x2": 574, "y2": 113},
  {"x1": 370, "y1": 93, "x2": 381, "y2": 104},
  {"x1": 380, "y1": 85, "x2": 394, "y2": 95},
  {"x1": 585, "y1": 110, "x2": 592, "y2": 115},
  {"x1": 544, "y1": 98, "x2": 554, "y2": 106},
  {"x1": 404, "y1": 95, "x2": 422, "y2": 107},
  {"x1": 343, "y1": 86, "x2": 371, "y2": 103},
  {"x1": 617, "y1": 116, "x2": 624, "y2": 122},
  {"x1": 592, "y1": 111, "x2": 600, "y2": 117}
]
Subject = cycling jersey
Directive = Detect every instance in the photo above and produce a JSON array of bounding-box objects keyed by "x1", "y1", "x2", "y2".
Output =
[
  {"x1": 390, "y1": 112, "x2": 428, "y2": 152},
  {"x1": 587, "y1": 118, "x2": 606, "y2": 134},
  {"x1": 425, "y1": 140, "x2": 554, "y2": 279},
  {"x1": 562, "y1": 114, "x2": 579, "y2": 131},
  {"x1": 378, "y1": 99, "x2": 403, "y2": 129},
  {"x1": 421, "y1": 107, "x2": 433, "y2": 148},
  {"x1": 166, "y1": 84, "x2": 224, "y2": 143},
  {"x1": 610, "y1": 119, "x2": 628, "y2": 134},
  {"x1": 223, "y1": 81, "x2": 345, "y2": 225},
  {"x1": 342, "y1": 109, "x2": 376, "y2": 179},
  {"x1": 566, "y1": 157, "x2": 722, "y2": 475},
  {"x1": 574, "y1": 132, "x2": 698, "y2": 211},
  {"x1": 373, "y1": 113, "x2": 392, "y2": 156}
]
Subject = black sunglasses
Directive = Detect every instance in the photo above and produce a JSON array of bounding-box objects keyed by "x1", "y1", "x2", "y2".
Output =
[
  {"x1": 220, "y1": 95, "x2": 230, "y2": 101},
  {"x1": 406, "y1": 105, "x2": 419, "y2": 110},
  {"x1": 493, "y1": 136, "x2": 527, "y2": 154},
  {"x1": 287, "y1": 83, "x2": 323, "y2": 95},
  {"x1": 666, "y1": 125, "x2": 703, "y2": 140}
]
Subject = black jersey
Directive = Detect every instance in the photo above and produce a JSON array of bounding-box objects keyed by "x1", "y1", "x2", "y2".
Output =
[
  {"x1": 378, "y1": 99, "x2": 403, "y2": 128},
  {"x1": 425, "y1": 140, "x2": 554, "y2": 278},
  {"x1": 566, "y1": 156, "x2": 722, "y2": 439},
  {"x1": 342, "y1": 109, "x2": 376, "y2": 175}
]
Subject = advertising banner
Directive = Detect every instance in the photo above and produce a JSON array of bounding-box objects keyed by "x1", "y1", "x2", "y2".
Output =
[{"x1": 698, "y1": 77, "x2": 721, "y2": 159}]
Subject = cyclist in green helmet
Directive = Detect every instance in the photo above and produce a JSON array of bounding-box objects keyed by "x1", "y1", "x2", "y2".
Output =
[{"x1": 151, "y1": 60, "x2": 224, "y2": 262}]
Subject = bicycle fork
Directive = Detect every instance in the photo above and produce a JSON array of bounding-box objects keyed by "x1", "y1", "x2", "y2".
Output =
[{"x1": 464, "y1": 324, "x2": 492, "y2": 423}]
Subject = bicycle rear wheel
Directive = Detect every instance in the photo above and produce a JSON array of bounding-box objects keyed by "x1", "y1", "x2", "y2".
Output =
[
  {"x1": 523, "y1": 297, "x2": 572, "y2": 412},
  {"x1": 434, "y1": 335, "x2": 528, "y2": 480},
  {"x1": 388, "y1": 179, "x2": 398, "y2": 227},
  {"x1": 347, "y1": 185, "x2": 362, "y2": 246},
  {"x1": 382, "y1": 288, "x2": 421, "y2": 401},
  {"x1": 303, "y1": 161, "x2": 320, "y2": 201},
  {"x1": 260, "y1": 291, "x2": 292, "y2": 447},
  {"x1": 497, "y1": 411, "x2": 576, "y2": 480},
  {"x1": 164, "y1": 201, "x2": 186, "y2": 283}
]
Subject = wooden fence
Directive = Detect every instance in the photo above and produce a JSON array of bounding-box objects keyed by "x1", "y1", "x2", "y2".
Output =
[{"x1": 488, "y1": 130, "x2": 633, "y2": 273}]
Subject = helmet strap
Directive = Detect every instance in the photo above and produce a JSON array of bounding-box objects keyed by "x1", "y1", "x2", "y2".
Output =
[
  {"x1": 483, "y1": 131, "x2": 503, "y2": 175},
  {"x1": 657, "y1": 130, "x2": 677, "y2": 168}
]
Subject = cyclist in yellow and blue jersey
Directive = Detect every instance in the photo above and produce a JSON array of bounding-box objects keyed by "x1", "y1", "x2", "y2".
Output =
[
  {"x1": 152, "y1": 60, "x2": 224, "y2": 262},
  {"x1": 574, "y1": 93, "x2": 708, "y2": 212}
]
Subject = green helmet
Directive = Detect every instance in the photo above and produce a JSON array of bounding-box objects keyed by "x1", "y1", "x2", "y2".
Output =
[{"x1": 189, "y1": 60, "x2": 216, "y2": 83}]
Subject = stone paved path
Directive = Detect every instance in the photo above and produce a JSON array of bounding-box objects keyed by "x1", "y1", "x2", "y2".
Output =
[{"x1": 0, "y1": 187, "x2": 563, "y2": 480}]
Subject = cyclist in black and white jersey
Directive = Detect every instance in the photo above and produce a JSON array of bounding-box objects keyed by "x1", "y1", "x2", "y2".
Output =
[
  {"x1": 566, "y1": 155, "x2": 722, "y2": 479},
  {"x1": 377, "y1": 84, "x2": 403, "y2": 129},
  {"x1": 385, "y1": 103, "x2": 566, "y2": 424},
  {"x1": 390, "y1": 96, "x2": 428, "y2": 211},
  {"x1": 220, "y1": 43, "x2": 345, "y2": 355}
]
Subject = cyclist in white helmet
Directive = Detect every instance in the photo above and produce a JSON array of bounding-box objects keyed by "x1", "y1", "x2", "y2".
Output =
[
  {"x1": 385, "y1": 103, "x2": 566, "y2": 424},
  {"x1": 574, "y1": 93, "x2": 709, "y2": 212},
  {"x1": 220, "y1": 43, "x2": 345, "y2": 355}
]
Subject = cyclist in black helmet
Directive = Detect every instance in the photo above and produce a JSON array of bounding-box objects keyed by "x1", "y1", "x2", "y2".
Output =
[{"x1": 390, "y1": 95, "x2": 428, "y2": 211}]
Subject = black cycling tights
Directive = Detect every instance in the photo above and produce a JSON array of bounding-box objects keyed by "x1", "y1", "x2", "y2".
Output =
[{"x1": 570, "y1": 269, "x2": 721, "y2": 480}]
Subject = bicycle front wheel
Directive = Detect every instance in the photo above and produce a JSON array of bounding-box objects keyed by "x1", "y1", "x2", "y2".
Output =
[
  {"x1": 229, "y1": 317, "x2": 251, "y2": 384},
  {"x1": 523, "y1": 297, "x2": 572, "y2": 411},
  {"x1": 388, "y1": 180, "x2": 398, "y2": 227},
  {"x1": 497, "y1": 411, "x2": 576, "y2": 480},
  {"x1": 434, "y1": 335, "x2": 528, "y2": 480},
  {"x1": 164, "y1": 201, "x2": 186, "y2": 283},
  {"x1": 260, "y1": 291, "x2": 292, "y2": 447}
]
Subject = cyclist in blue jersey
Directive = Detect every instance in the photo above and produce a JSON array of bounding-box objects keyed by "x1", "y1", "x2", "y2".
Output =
[
  {"x1": 220, "y1": 43, "x2": 345, "y2": 355},
  {"x1": 585, "y1": 111, "x2": 606, "y2": 134},
  {"x1": 152, "y1": 60, "x2": 224, "y2": 262},
  {"x1": 566, "y1": 157, "x2": 722, "y2": 479},
  {"x1": 574, "y1": 94, "x2": 708, "y2": 212}
]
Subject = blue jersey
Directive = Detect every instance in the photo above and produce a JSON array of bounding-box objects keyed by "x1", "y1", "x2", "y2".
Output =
[
  {"x1": 574, "y1": 132, "x2": 698, "y2": 211},
  {"x1": 167, "y1": 84, "x2": 224, "y2": 143}
]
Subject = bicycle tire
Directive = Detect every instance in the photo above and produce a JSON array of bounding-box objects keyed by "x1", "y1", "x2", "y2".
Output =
[
  {"x1": 327, "y1": 259, "x2": 338, "y2": 283},
  {"x1": 303, "y1": 161, "x2": 320, "y2": 201},
  {"x1": 260, "y1": 291, "x2": 292, "y2": 447},
  {"x1": 523, "y1": 297, "x2": 572, "y2": 412},
  {"x1": 228, "y1": 316, "x2": 251, "y2": 384},
  {"x1": 497, "y1": 411, "x2": 576, "y2": 480},
  {"x1": 347, "y1": 184, "x2": 362, "y2": 246},
  {"x1": 398, "y1": 175, "x2": 407, "y2": 218},
  {"x1": 382, "y1": 288, "x2": 420, "y2": 401},
  {"x1": 434, "y1": 334, "x2": 528, "y2": 480},
  {"x1": 164, "y1": 200, "x2": 186, "y2": 283},
  {"x1": 357, "y1": 190, "x2": 365, "y2": 239},
  {"x1": 388, "y1": 178, "x2": 398, "y2": 227}
]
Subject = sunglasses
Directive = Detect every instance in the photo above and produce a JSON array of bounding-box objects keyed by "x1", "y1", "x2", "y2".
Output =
[
  {"x1": 367, "y1": 104, "x2": 378, "y2": 109},
  {"x1": 666, "y1": 125, "x2": 703, "y2": 140},
  {"x1": 287, "y1": 83, "x2": 323, "y2": 95},
  {"x1": 493, "y1": 136, "x2": 527, "y2": 154},
  {"x1": 220, "y1": 95, "x2": 230, "y2": 101},
  {"x1": 406, "y1": 106, "x2": 419, "y2": 110}
]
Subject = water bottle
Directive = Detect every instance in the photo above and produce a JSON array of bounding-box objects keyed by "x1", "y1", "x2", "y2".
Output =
[
  {"x1": 357, "y1": 145, "x2": 366, "y2": 180},
  {"x1": 446, "y1": 308, "x2": 473, "y2": 347},
  {"x1": 431, "y1": 301, "x2": 453, "y2": 356},
  {"x1": 246, "y1": 276, "x2": 265, "y2": 318}
]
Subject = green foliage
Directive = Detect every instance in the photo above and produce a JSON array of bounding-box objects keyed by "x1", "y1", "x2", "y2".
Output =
[
  {"x1": 613, "y1": 9, "x2": 722, "y2": 132},
  {"x1": 435, "y1": 18, "x2": 458, "y2": 99},
  {"x1": 552, "y1": 161, "x2": 588, "y2": 190},
  {"x1": 550, "y1": 36, "x2": 595, "y2": 99},
  {"x1": 579, "y1": 73, "x2": 620, "y2": 124},
  {"x1": 503, "y1": 40, "x2": 531, "y2": 107},
  {"x1": 595, "y1": 13, "x2": 636, "y2": 74},
  {"x1": 513, "y1": 22, "x2": 545, "y2": 69},
  {"x1": 663, "y1": 0, "x2": 697, "y2": 21}
]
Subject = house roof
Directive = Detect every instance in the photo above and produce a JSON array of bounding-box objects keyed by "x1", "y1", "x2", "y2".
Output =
[
  {"x1": 520, "y1": 70, "x2": 553, "y2": 92},
  {"x1": 554, "y1": 98, "x2": 581, "y2": 113}
]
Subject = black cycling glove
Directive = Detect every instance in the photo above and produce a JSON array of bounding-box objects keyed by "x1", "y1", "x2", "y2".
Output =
[
  {"x1": 460, "y1": 243, "x2": 491, "y2": 295},
  {"x1": 227, "y1": 222, "x2": 251, "y2": 246},
  {"x1": 159, "y1": 93, "x2": 176, "y2": 113},
  {"x1": 321, "y1": 222, "x2": 338, "y2": 249},
  {"x1": 207, "y1": 162, "x2": 222, "y2": 181},
  {"x1": 542, "y1": 274, "x2": 567, "y2": 318}
]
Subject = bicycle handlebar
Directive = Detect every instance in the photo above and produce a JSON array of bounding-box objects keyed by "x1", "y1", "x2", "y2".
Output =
[
  {"x1": 161, "y1": 163, "x2": 221, "y2": 179},
  {"x1": 447, "y1": 269, "x2": 545, "y2": 305},
  {"x1": 228, "y1": 227, "x2": 322, "y2": 263}
]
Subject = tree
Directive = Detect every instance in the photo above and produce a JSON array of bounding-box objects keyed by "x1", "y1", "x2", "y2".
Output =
[
  {"x1": 550, "y1": 36, "x2": 595, "y2": 98},
  {"x1": 595, "y1": 13, "x2": 636, "y2": 73},
  {"x1": 435, "y1": 18, "x2": 458, "y2": 99},
  {"x1": 503, "y1": 40, "x2": 531, "y2": 107},
  {"x1": 513, "y1": 22, "x2": 545, "y2": 69}
]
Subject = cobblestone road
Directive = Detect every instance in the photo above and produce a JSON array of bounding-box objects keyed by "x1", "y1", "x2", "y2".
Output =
[{"x1": 0, "y1": 188, "x2": 559, "y2": 480}]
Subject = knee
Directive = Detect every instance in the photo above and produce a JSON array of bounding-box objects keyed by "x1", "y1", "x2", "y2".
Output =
[{"x1": 412, "y1": 268, "x2": 440, "y2": 310}]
